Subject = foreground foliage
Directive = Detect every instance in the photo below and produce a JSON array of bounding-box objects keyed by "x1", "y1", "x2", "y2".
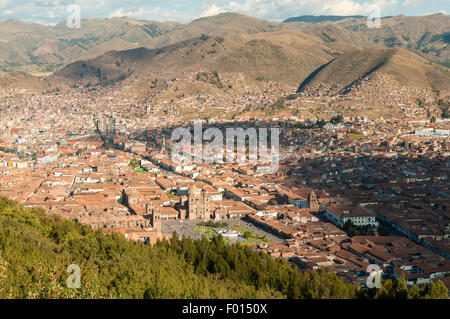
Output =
[{"x1": 0, "y1": 197, "x2": 447, "y2": 299}]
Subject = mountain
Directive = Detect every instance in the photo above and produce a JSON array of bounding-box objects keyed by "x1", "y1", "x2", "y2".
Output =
[
  {"x1": 282, "y1": 13, "x2": 450, "y2": 66},
  {"x1": 0, "y1": 17, "x2": 181, "y2": 72},
  {"x1": 0, "y1": 13, "x2": 282, "y2": 73},
  {"x1": 1, "y1": 12, "x2": 449, "y2": 75},
  {"x1": 283, "y1": 15, "x2": 365, "y2": 23},
  {"x1": 297, "y1": 47, "x2": 450, "y2": 119},
  {"x1": 289, "y1": 23, "x2": 375, "y2": 49},
  {"x1": 54, "y1": 29, "x2": 350, "y2": 87},
  {"x1": 141, "y1": 13, "x2": 283, "y2": 49},
  {"x1": 338, "y1": 13, "x2": 450, "y2": 66}
]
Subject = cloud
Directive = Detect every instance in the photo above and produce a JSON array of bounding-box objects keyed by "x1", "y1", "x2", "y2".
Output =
[
  {"x1": 0, "y1": 0, "x2": 446, "y2": 24},
  {"x1": 0, "y1": 0, "x2": 11, "y2": 8},
  {"x1": 200, "y1": 4, "x2": 227, "y2": 18},
  {"x1": 108, "y1": 8, "x2": 126, "y2": 18},
  {"x1": 213, "y1": 0, "x2": 400, "y2": 19},
  {"x1": 108, "y1": 6, "x2": 195, "y2": 22},
  {"x1": 402, "y1": 0, "x2": 422, "y2": 7}
]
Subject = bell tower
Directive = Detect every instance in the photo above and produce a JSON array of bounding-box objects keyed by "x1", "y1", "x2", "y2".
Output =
[
  {"x1": 308, "y1": 191, "x2": 320, "y2": 212},
  {"x1": 147, "y1": 201, "x2": 161, "y2": 232}
]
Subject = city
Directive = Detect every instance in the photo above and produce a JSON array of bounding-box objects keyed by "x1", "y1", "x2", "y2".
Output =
[{"x1": 0, "y1": 0, "x2": 449, "y2": 306}]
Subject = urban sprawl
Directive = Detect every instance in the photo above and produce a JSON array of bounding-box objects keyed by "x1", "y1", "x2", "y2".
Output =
[{"x1": 1, "y1": 83, "x2": 449, "y2": 292}]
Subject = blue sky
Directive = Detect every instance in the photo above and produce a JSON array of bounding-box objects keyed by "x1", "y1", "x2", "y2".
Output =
[{"x1": 0, "y1": 0, "x2": 448, "y2": 24}]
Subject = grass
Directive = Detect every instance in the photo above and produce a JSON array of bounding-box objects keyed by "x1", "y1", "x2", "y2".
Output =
[
  {"x1": 193, "y1": 224, "x2": 270, "y2": 244},
  {"x1": 232, "y1": 225, "x2": 247, "y2": 232},
  {"x1": 193, "y1": 226, "x2": 215, "y2": 234},
  {"x1": 232, "y1": 225, "x2": 272, "y2": 243},
  {"x1": 166, "y1": 192, "x2": 180, "y2": 200}
]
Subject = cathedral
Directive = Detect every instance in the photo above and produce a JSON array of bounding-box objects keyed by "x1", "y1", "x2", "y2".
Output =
[
  {"x1": 188, "y1": 185, "x2": 212, "y2": 220},
  {"x1": 146, "y1": 201, "x2": 161, "y2": 232}
]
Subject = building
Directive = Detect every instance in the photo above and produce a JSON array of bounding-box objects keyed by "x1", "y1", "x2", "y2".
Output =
[
  {"x1": 325, "y1": 204, "x2": 378, "y2": 229},
  {"x1": 188, "y1": 185, "x2": 212, "y2": 220}
]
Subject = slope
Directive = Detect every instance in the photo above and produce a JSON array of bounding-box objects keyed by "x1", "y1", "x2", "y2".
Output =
[{"x1": 297, "y1": 47, "x2": 450, "y2": 99}]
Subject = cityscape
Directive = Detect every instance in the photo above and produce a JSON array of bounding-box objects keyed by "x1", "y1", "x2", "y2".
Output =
[{"x1": 0, "y1": 0, "x2": 449, "y2": 305}]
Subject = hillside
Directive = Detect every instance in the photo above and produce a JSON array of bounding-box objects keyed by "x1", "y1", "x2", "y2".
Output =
[
  {"x1": 1, "y1": 12, "x2": 449, "y2": 75},
  {"x1": 338, "y1": 13, "x2": 450, "y2": 65},
  {"x1": 297, "y1": 47, "x2": 450, "y2": 99},
  {"x1": 0, "y1": 197, "x2": 447, "y2": 299},
  {"x1": 0, "y1": 13, "x2": 282, "y2": 73},
  {"x1": 282, "y1": 13, "x2": 450, "y2": 66},
  {"x1": 54, "y1": 29, "x2": 351, "y2": 87},
  {"x1": 289, "y1": 23, "x2": 376, "y2": 49},
  {"x1": 142, "y1": 12, "x2": 283, "y2": 49},
  {"x1": 0, "y1": 71, "x2": 51, "y2": 91}
]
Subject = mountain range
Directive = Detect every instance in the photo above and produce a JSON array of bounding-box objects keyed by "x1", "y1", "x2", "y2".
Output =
[
  {"x1": 1, "y1": 12, "x2": 449, "y2": 72},
  {"x1": 1, "y1": 12, "x2": 449, "y2": 118}
]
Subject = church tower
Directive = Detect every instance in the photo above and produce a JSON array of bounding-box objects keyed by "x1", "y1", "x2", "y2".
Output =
[
  {"x1": 201, "y1": 191, "x2": 211, "y2": 220},
  {"x1": 188, "y1": 185, "x2": 200, "y2": 220},
  {"x1": 308, "y1": 191, "x2": 320, "y2": 212},
  {"x1": 147, "y1": 201, "x2": 161, "y2": 232}
]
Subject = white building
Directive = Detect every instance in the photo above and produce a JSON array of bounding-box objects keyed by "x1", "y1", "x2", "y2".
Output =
[{"x1": 325, "y1": 204, "x2": 378, "y2": 228}]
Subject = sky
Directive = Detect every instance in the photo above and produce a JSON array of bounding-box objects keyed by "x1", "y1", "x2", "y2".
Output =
[{"x1": 0, "y1": 0, "x2": 449, "y2": 25}]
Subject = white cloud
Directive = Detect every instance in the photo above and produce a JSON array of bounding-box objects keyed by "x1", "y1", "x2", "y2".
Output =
[
  {"x1": 198, "y1": 0, "x2": 400, "y2": 20},
  {"x1": 0, "y1": 0, "x2": 11, "y2": 9},
  {"x1": 200, "y1": 4, "x2": 227, "y2": 18},
  {"x1": 108, "y1": 8, "x2": 126, "y2": 18},
  {"x1": 108, "y1": 6, "x2": 194, "y2": 22},
  {"x1": 0, "y1": 0, "x2": 445, "y2": 24},
  {"x1": 402, "y1": 0, "x2": 421, "y2": 7}
]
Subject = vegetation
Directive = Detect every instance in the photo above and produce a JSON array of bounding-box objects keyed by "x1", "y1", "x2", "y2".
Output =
[
  {"x1": 0, "y1": 197, "x2": 447, "y2": 299},
  {"x1": 192, "y1": 226, "x2": 215, "y2": 234},
  {"x1": 343, "y1": 221, "x2": 377, "y2": 237},
  {"x1": 294, "y1": 119, "x2": 327, "y2": 129},
  {"x1": 233, "y1": 225, "x2": 271, "y2": 243},
  {"x1": 166, "y1": 192, "x2": 180, "y2": 200},
  {"x1": 196, "y1": 71, "x2": 223, "y2": 88},
  {"x1": 330, "y1": 114, "x2": 343, "y2": 124},
  {"x1": 198, "y1": 221, "x2": 229, "y2": 228},
  {"x1": 128, "y1": 158, "x2": 141, "y2": 169}
]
